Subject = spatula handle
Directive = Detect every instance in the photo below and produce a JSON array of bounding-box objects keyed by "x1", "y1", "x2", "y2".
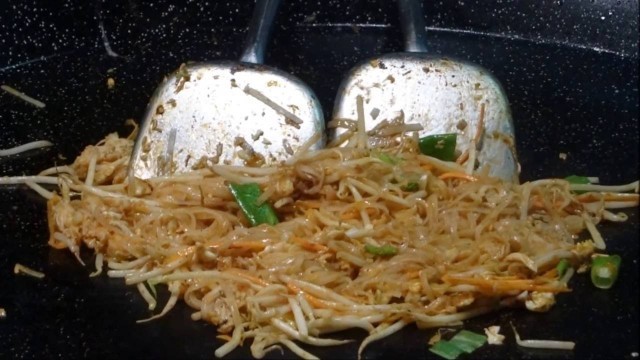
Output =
[
  {"x1": 398, "y1": 0, "x2": 428, "y2": 53},
  {"x1": 240, "y1": 0, "x2": 282, "y2": 64}
]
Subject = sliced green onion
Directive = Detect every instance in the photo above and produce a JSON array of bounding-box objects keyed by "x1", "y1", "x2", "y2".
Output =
[
  {"x1": 228, "y1": 183, "x2": 279, "y2": 226},
  {"x1": 429, "y1": 329, "x2": 488, "y2": 359},
  {"x1": 565, "y1": 175, "x2": 591, "y2": 185},
  {"x1": 395, "y1": 170, "x2": 421, "y2": 192},
  {"x1": 401, "y1": 182, "x2": 419, "y2": 192},
  {"x1": 374, "y1": 150, "x2": 402, "y2": 165},
  {"x1": 364, "y1": 244, "x2": 398, "y2": 256},
  {"x1": 429, "y1": 340, "x2": 465, "y2": 360},
  {"x1": 590, "y1": 254, "x2": 621, "y2": 289},
  {"x1": 418, "y1": 134, "x2": 457, "y2": 161},
  {"x1": 556, "y1": 259, "x2": 570, "y2": 278},
  {"x1": 565, "y1": 175, "x2": 593, "y2": 194},
  {"x1": 449, "y1": 330, "x2": 487, "y2": 353}
]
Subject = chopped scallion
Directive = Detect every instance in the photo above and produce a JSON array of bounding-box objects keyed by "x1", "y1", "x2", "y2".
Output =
[
  {"x1": 429, "y1": 330, "x2": 487, "y2": 359},
  {"x1": 364, "y1": 244, "x2": 398, "y2": 256},
  {"x1": 401, "y1": 182, "x2": 419, "y2": 192},
  {"x1": 556, "y1": 259, "x2": 570, "y2": 278},
  {"x1": 448, "y1": 330, "x2": 487, "y2": 353},
  {"x1": 591, "y1": 254, "x2": 621, "y2": 289},
  {"x1": 565, "y1": 175, "x2": 591, "y2": 194},
  {"x1": 374, "y1": 150, "x2": 402, "y2": 165},
  {"x1": 565, "y1": 175, "x2": 591, "y2": 185},
  {"x1": 429, "y1": 340, "x2": 465, "y2": 360},
  {"x1": 228, "y1": 183, "x2": 279, "y2": 226},
  {"x1": 418, "y1": 133, "x2": 457, "y2": 161}
]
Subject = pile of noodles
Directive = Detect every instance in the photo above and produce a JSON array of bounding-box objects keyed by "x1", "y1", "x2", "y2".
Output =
[{"x1": 14, "y1": 116, "x2": 638, "y2": 359}]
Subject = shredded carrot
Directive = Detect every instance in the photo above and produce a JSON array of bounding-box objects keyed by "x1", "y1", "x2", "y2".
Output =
[
  {"x1": 291, "y1": 237, "x2": 329, "y2": 252},
  {"x1": 161, "y1": 246, "x2": 196, "y2": 264},
  {"x1": 339, "y1": 207, "x2": 377, "y2": 220},
  {"x1": 421, "y1": 163, "x2": 434, "y2": 172},
  {"x1": 286, "y1": 282, "x2": 302, "y2": 293},
  {"x1": 577, "y1": 192, "x2": 640, "y2": 203},
  {"x1": 456, "y1": 149, "x2": 470, "y2": 165},
  {"x1": 217, "y1": 334, "x2": 233, "y2": 342},
  {"x1": 228, "y1": 240, "x2": 267, "y2": 252},
  {"x1": 442, "y1": 274, "x2": 569, "y2": 293},
  {"x1": 483, "y1": 275, "x2": 522, "y2": 280},
  {"x1": 438, "y1": 172, "x2": 478, "y2": 182}
]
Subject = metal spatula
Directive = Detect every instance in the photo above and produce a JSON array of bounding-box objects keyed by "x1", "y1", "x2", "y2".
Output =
[
  {"x1": 331, "y1": 0, "x2": 518, "y2": 182},
  {"x1": 129, "y1": 0, "x2": 325, "y2": 179}
]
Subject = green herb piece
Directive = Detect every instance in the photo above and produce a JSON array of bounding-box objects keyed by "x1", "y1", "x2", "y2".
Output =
[
  {"x1": 374, "y1": 150, "x2": 402, "y2": 165},
  {"x1": 565, "y1": 175, "x2": 591, "y2": 184},
  {"x1": 556, "y1": 259, "x2": 570, "y2": 278},
  {"x1": 429, "y1": 341, "x2": 464, "y2": 360},
  {"x1": 364, "y1": 244, "x2": 398, "y2": 256},
  {"x1": 418, "y1": 133, "x2": 457, "y2": 161},
  {"x1": 565, "y1": 175, "x2": 591, "y2": 194},
  {"x1": 429, "y1": 341, "x2": 465, "y2": 360},
  {"x1": 429, "y1": 329, "x2": 488, "y2": 359},
  {"x1": 395, "y1": 170, "x2": 421, "y2": 192},
  {"x1": 591, "y1": 254, "x2": 621, "y2": 289},
  {"x1": 401, "y1": 182, "x2": 419, "y2": 192},
  {"x1": 448, "y1": 330, "x2": 487, "y2": 353},
  {"x1": 228, "y1": 183, "x2": 279, "y2": 226}
]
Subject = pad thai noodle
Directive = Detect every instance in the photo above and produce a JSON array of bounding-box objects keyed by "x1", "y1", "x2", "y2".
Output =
[{"x1": 6, "y1": 112, "x2": 638, "y2": 359}]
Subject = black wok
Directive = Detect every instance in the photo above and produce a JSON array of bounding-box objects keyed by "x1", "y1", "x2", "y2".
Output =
[{"x1": 1, "y1": 0, "x2": 637, "y2": 359}]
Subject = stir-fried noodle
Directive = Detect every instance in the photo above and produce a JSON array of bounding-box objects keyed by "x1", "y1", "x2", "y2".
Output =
[{"x1": 9, "y1": 117, "x2": 638, "y2": 359}]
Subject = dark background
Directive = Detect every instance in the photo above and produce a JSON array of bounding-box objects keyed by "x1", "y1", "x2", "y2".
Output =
[{"x1": 0, "y1": 0, "x2": 638, "y2": 359}]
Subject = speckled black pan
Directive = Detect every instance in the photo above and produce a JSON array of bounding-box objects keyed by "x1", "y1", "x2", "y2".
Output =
[{"x1": 0, "y1": 1, "x2": 637, "y2": 359}]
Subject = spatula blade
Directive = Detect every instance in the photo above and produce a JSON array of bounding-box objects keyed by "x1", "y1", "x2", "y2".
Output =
[
  {"x1": 332, "y1": 54, "x2": 519, "y2": 182},
  {"x1": 130, "y1": 62, "x2": 325, "y2": 179}
]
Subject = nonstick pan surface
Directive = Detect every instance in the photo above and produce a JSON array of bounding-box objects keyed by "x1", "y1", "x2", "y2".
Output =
[{"x1": 1, "y1": 1, "x2": 637, "y2": 359}]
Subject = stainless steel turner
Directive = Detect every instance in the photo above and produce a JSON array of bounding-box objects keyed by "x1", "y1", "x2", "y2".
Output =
[
  {"x1": 129, "y1": 0, "x2": 325, "y2": 179},
  {"x1": 331, "y1": 0, "x2": 519, "y2": 182}
]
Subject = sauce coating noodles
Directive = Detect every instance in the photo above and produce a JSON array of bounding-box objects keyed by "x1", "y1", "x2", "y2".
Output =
[{"x1": 42, "y1": 120, "x2": 637, "y2": 358}]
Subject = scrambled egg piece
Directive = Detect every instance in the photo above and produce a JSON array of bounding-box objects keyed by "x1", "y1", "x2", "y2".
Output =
[
  {"x1": 525, "y1": 291, "x2": 556, "y2": 312},
  {"x1": 572, "y1": 240, "x2": 596, "y2": 259},
  {"x1": 484, "y1": 326, "x2": 505, "y2": 345},
  {"x1": 72, "y1": 133, "x2": 132, "y2": 184}
]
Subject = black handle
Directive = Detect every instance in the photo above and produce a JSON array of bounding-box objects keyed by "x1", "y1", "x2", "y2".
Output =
[
  {"x1": 239, "y1": 0, "x2": 282, "y2": 64},
  {"x1": 397, "y1": 0, "x2": 428, "y2": 53}
]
